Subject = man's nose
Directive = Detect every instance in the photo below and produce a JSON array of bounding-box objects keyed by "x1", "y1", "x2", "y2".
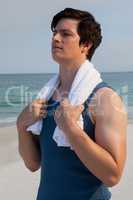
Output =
[{"x1": 52, "y1": 32, "x2": 61, "y2": 42}]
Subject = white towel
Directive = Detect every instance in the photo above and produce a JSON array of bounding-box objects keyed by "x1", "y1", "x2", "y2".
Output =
[{"x1": 27, "y1": 60, "x2": 102, "y2": 148}]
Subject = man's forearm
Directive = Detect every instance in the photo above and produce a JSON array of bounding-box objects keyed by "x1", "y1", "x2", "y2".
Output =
[
  {"x1": 17, "y1": 119, "x2": 41, "y2": 172},
  {"x1": 65, "y1": 123, "x2": 119, "y2": 187}
]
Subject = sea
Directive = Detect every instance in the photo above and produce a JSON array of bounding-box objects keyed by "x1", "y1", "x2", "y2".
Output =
[{"x1": 0, "y1": 72, "x2": 133, "y2": 127}]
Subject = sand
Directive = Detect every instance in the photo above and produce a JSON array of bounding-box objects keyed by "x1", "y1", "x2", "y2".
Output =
[
  {"x1": 0, "y1": 123, "x2": 132, "y2": 199},
  {"x1": 0, "y1": 126, "x2": 40, "y2": 199}
]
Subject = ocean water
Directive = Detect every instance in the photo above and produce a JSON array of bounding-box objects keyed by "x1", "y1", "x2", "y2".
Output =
[{"x1": 0, "y1": 72, "x2": 133, "y2": 127}]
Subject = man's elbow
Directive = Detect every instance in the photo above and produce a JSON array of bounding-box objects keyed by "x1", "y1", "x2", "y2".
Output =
[
  {"x1": 19, "y1": 150, "x2": 40, "y2": 172},
  {"x1": 25, "y1": 161, "x2": 40, "y2": 172},
  {"x1": 104, "y1": 173, "x2": 122, "y2": 187}
]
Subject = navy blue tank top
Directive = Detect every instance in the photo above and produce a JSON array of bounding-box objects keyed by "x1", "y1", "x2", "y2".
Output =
[{"x1": 37, "y1": 82, "x2": 112, "y2": 200}]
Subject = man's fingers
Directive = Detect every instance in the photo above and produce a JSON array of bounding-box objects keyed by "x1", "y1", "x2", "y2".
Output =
[
  {"x1": 36, "y1": 99, "x2": 47, "y2": 104},
  {"x1": 54, "y1": 108, "x2": 62, "y2": 119},
  {"x1": 76, "y1": 104, "x2": 84, "y2": 111},
  {"x1": 40, "y1": 110, "x2": 47, "y2": 117},
  {"x1": 60, "y1": 98, "x2": 70, "y2": 107},
  {"x1": 32, "y1": 99, "x2": 47, "y2": 108}
]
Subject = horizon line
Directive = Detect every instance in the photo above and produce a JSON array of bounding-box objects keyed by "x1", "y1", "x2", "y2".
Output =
[{"x1": 0, "y1": 71, "x2": 133, "y2": 75}]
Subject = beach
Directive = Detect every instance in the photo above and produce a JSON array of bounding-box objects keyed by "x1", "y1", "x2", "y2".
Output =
[{"x1": 0, "y1": 123, "x2": 132, "y2": 200}]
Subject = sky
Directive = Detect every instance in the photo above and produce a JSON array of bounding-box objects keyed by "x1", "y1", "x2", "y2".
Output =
[{"x1": 0, "y1": 0, "x2": 133, "y2": 73}]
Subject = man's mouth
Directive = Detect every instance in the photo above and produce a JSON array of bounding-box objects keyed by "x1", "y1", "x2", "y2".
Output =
[{"x1": 52, "y1": 45, "x2": 63, "y2": 50}]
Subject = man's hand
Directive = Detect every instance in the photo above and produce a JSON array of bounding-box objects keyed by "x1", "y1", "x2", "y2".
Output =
[
  {"x1": 30, "y1": 99, "x2": 47, "y2": 120},
  {"x1": 54, "y1": 98, "x2": 84, "y2": 132},
  {"x1": 17, "y1": 99, "x2": 47, "y2": 130}
]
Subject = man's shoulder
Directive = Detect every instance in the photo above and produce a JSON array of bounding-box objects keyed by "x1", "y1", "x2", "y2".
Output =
[
  {"x1": 89, "y1": 86, "x2": 119, "y2": 107},
  {"x1": 88, "y1": 86, "x2": 125, "y2": 123},
  {"x1": 95, "y1": 86, "x2": 121, "y2": 105}
]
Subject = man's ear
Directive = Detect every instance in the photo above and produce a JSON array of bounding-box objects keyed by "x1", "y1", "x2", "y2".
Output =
[
  {"x1": 84, "y1": 42, "x2": 93, "y2": 50},
  {"x1": 81, "y1": 42, "x2": 93, "y2": 53}
]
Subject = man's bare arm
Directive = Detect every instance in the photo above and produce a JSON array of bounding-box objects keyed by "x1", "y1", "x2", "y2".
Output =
[
  {"x1": 16, "y1": 99, "x2": 47, "y2": 172},
  {"x1": 17, "y1": 106, "x2": 41, "y2": 172},
  {"x1": 62, "y1": 88, "x2": 127, "y2": 187}
]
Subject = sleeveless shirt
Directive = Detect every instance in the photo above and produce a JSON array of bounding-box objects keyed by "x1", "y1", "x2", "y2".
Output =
[{"x1": 37, "y1": 82, "x2": 112, "y2": 200}]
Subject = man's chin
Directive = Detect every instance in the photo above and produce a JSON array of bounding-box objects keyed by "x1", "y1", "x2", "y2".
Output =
[{"x1": 52, "y1": 54, "x2": 65, "y2": 63}]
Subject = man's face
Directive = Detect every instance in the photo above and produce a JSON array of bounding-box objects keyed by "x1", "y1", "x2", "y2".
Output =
[{"x1": 51, "y1": 18, "x2": 86, "y2": 63}]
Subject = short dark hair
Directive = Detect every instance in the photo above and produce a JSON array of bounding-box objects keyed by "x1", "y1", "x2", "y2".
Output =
[{"x1": 51, "y1": 8, "x2": 102, "y2": 60}]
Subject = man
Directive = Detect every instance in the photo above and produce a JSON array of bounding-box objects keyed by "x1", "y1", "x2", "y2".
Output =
[{"x1": 17, "y1": 8, "x2": 127, "y2": 200}]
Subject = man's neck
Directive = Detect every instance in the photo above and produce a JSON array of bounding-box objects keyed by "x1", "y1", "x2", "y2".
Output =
[{"x1": 58, "y1": 58, "x2": 86, "y2": 91}]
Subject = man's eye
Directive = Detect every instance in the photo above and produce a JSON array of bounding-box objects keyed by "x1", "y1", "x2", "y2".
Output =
[
  {"x1": 62, "y1": 33, "x2": 71, "y2": 37},
  {"x1": 52, "y1": 31, "x2": 72, "y2": 37}
]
